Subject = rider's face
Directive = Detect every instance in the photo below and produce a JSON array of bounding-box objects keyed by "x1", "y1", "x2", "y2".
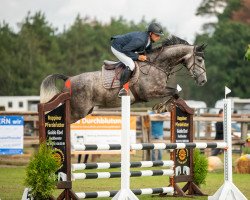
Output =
[{"x1": 150, "y1": 32, "x2": 161, "y2": 42}]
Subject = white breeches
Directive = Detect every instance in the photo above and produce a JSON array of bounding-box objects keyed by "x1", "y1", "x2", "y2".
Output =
[{"x1": 111, "y1": 46, "x2": 135, "y2": 71}]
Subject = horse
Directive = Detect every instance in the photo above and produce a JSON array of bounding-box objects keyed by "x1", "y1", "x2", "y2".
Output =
[{"x1": 40, "y1": 36, "x2": 207, "y2": 123}]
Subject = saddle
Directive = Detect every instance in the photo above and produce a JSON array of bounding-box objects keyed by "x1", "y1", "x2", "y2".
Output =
[{"x1": 102, "y1": 60, "x2": 139, "y2": 89}]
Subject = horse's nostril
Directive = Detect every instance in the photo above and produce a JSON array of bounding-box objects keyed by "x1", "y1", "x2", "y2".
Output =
[{"x1": 200, "y1": 80, "x2": 206, "y2": 85}]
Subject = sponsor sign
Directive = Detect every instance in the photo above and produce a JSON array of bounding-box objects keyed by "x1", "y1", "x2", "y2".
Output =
[
  {"x1": 174, "y1": 106, "x2": 191, "y2": 176},
  {"x1": 71, "y1": 115, "x2": 136, "y2": 148},
  {"x1": 45, "y1": 104, "x2": 67, "y2": 174},
  {"x1": 0, "y1": 116, "x2": 24, "y2": 155}
]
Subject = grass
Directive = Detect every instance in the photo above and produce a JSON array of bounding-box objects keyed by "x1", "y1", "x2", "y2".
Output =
[
  {"x1": 0, "y1": 166, "x2": 249, "y2": 200},
  {"x1": 0, "y1": 152, "x2": 249, "y2": 200}
]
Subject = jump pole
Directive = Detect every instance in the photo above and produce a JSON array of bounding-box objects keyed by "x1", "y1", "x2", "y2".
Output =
[
  {"x1": 112, "y1": 96, "x2": 139, "y2": 200},
  {"x1": 208, "y1": 99, "x2": 247, "y2": 200}
]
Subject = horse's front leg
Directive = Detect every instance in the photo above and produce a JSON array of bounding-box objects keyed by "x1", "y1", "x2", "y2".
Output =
[{"x1": 152, "y1": 87, "x2": 180, "y2": 113}]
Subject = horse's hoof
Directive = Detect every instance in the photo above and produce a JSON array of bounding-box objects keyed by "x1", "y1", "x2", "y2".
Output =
[
  {"x1": 152, "y1": 103, "x2": 163, "y2": 112},
  {"x1": 158, "y1": 105, "x2": 167, "y2": 113},
  {"x1": 155, "y1": 104, "x2": 167, "y2": 113},
  {"x1": 118, "y1": 88, "x2": 128, "y2": 97}
]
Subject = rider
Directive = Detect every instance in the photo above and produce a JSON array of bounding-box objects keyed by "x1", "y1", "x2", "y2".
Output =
[{"x1": 111, "y1": 22, "x2": 164, "y2": 97}]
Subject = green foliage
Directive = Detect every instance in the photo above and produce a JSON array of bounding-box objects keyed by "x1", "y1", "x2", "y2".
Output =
[
  {"x1": 24, "y1": 141, "x2": 59, "y2": 199},
  {"x1": 219, "y1": 0, "x2": 241, "y2": 21},
  {"x1": 196, "y1": 0, "x2": 227, "y2": 17},
  {"x1": 245, "y1": 45, "x2": 250, "y2": 61},
  {"x1": 193, "y1": 21, "x2": 250, "y2": 105},
  {"x1": 0, "y1": 22, "x2": 18, "y2": 95},
  {"x1": 193, "y1": 149, "x2": 208, "y2": 187},
  {"x1": 242, "y1": 147, "x2": 250, "y2": 154},
  {"x1": 188, "y1": 0, "x2": 250, "y2": 106}
]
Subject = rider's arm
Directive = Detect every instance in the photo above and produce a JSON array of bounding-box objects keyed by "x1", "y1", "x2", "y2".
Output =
[{"x1": 121, "y1": 38, "x2": 145, "y2": 60}]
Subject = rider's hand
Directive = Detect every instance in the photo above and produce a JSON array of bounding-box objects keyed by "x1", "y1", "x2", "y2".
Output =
[{"x1": 138, "y1": 55, "x2": 147, "y2": 62}]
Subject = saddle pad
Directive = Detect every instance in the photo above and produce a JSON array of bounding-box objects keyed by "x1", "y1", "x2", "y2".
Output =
[{"x1": 102, "y1": 62, "x2": 139, "y2": 89}]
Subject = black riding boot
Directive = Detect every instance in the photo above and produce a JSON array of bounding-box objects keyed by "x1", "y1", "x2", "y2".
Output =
[{"x1": 118, "y1": 66, "x2": 132, "y2": 97}]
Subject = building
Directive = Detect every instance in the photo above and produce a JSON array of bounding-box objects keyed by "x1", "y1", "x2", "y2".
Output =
[
  {"x1": 213, "y1": 97, "x2": 250, "y2": 114},
  {"x1": 0, "y1": 96, "x2": 40, "y2": 112}
]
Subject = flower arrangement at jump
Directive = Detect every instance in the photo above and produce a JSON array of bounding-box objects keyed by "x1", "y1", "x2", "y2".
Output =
[
  {"x1": 23, "y1": 140, "x2": 60, "y2": 200},
  {"x1": 193, "y1": 149, "x2": 208, "y2": 187}
]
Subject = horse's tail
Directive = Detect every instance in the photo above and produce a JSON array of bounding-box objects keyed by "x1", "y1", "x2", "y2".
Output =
[{"x1": 40, "y1": 74, "x2": 69, "y2": 103}]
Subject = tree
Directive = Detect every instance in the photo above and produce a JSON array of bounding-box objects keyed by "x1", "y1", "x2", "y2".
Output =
[
  {"x1": 14, "y1": 11, "x2": 60, "y2": 95},
  {"x1": 196, "y1": 0, "x2": 227, "y2": 17},
  {"x1": 0, "y1": 22, "x2": 18, "y2": 95},
  {"x1": 191, "y1": 0, "x2": 250, "y2": 106}
]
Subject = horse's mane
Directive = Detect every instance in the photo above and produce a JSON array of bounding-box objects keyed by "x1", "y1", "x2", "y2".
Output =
[
  {"x1": 162, "y1": 35, "x2": 190, "y2": 46},
  {"x1": 151, "y1": 35, "x2": 190, "y2": 52}
]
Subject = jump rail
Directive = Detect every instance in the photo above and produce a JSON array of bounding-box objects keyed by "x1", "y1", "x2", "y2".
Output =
[
  {"x1": 71, "y1": 160, "x2": 174, "y2": 171},
  {"x1": 72, "y1": 142, "x2": 227, "y2": 151},
  {"x1": 76, "y1": 187, "x2": 174, "y2": 199},
  {"x1": 38, "y1": 93, "x2": 247, "y2": 199}
]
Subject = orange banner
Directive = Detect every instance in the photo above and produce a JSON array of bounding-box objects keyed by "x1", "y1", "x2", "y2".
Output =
[{"x1": 71, "y1": 116, "x2": 136, "y2": 130}]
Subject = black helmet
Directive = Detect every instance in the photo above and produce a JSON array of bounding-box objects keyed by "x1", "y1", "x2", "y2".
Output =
[{"x1": 147, "y1": 22, "x2": 164, "y2": 36}]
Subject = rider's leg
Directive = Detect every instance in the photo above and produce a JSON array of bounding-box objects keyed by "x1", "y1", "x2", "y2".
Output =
[
  {"x1": 119, "y1": 66, "x2": 133, "y2": 96},
  {"x1": 111, "y1": 47, "x2": 135, "y2": 96}
]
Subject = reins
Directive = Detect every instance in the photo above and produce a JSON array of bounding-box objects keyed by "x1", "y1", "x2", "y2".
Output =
[
  {"x1": 139, "y1": 45, "x2": 206, "y2": 80},
  {"x1": 139, "y1": 50, "x2": 182, "y2": 84}
]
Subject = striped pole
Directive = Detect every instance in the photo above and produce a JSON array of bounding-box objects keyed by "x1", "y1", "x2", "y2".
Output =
[
  {"x1": 209, "y1": 99, "x2": 247, "y2": 200},
  {"x1": 76, "y1": 187, "x2": 174, "y2": 199},
  {"x1": 72, "y1": 169, "x2": 174, "y2": 180},
  {"x1": 72, "y1": 142, "x2": 227, "y2": 151},
  {"x1": 112, "y1": 96, "x2": 139, "y2": 200},
  {"x1": 130, "y1": 142, "x2": 227, "y2": 150},
  {"x1": 224, "y1": 99, "x2": 232, "y2": 183},
  {"x1": 71, "y1": 160, "x2": 174, "y2": 171}
]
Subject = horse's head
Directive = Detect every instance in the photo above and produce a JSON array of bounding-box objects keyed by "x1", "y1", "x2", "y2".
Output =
[
  {"x1": 183, "y1": 44, "x2": 207, "y2": 86},
  {"x1": 146, "y1": 36, "x2": 207, "y2": 87}
]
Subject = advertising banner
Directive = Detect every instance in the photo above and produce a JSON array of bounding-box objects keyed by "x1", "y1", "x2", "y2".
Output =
[
  {"x1": 0, "y1": 116, "x2": 24, "y2": 155},
  {"x1": 45, "y1": 104, "x2": 67, "y2": 174},
  {"x1": 174, "y1": 106, "x2": 191, "y2": 177},
  {"x1": 71, "y1": 115, "x2": 136, "y2": 148}
]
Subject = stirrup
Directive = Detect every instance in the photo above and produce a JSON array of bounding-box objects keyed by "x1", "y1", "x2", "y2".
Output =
[{"x1": 118, "y1": 88, "x2": 128, "y2": 97}]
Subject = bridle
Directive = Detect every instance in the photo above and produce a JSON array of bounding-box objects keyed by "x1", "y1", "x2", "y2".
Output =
[
  {"x1": 140, "y1": 46, "x2": 182, "y2": 78},
  {"x1": 140, "y1": 45, "x2": 206, "y2": 81},
  {"x1": 185, "y1": 46, "x2": 206, "y2": 81}
]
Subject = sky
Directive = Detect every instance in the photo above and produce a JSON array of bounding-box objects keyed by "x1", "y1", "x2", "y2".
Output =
[{"x1": 0, "y1": 0, "x2": 213, "y2": 42}]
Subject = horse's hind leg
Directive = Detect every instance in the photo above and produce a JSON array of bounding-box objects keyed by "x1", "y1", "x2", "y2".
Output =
[
  {"x1": 87, "y1": 107, "x2": 94, "y2": 115},
  {"x1": 152, "y1": 87, "x2": 179, "y2": 113},
  {"x1": 70, "y1": 103, "x2": 94, "y2": 123}
]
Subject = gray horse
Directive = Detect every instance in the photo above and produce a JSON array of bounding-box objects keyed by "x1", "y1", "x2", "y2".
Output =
[{"x1": 40, "y1": 36, "x2": 207, "y2": 123}]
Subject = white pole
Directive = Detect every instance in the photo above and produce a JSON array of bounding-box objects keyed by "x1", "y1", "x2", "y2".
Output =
[
  {"x1": 112, "y1": 96, "x2": 138, "y2": 200},
  {"x1": 208, "y1": 99, "x2": 247, "y2": 200},
  {"x1": 121, "y1": 95, "x2": 130, "y2": 190},
  {"x1": 224, "y1": 99, "x2": 232, "y2": 182}
]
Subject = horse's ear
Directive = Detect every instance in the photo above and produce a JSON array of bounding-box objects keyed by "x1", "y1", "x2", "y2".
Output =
[
  {"x1": 202, "y1": 43, "x2": 208, "y2": 50},
  {"x1": 197, "y1": 43, "x2": 207, "y2": 52}
]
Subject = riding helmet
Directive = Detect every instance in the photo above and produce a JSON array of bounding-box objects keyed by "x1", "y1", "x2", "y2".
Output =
[{"x1": 147, "y1": 22, "x2": 164, "y2": 36}]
